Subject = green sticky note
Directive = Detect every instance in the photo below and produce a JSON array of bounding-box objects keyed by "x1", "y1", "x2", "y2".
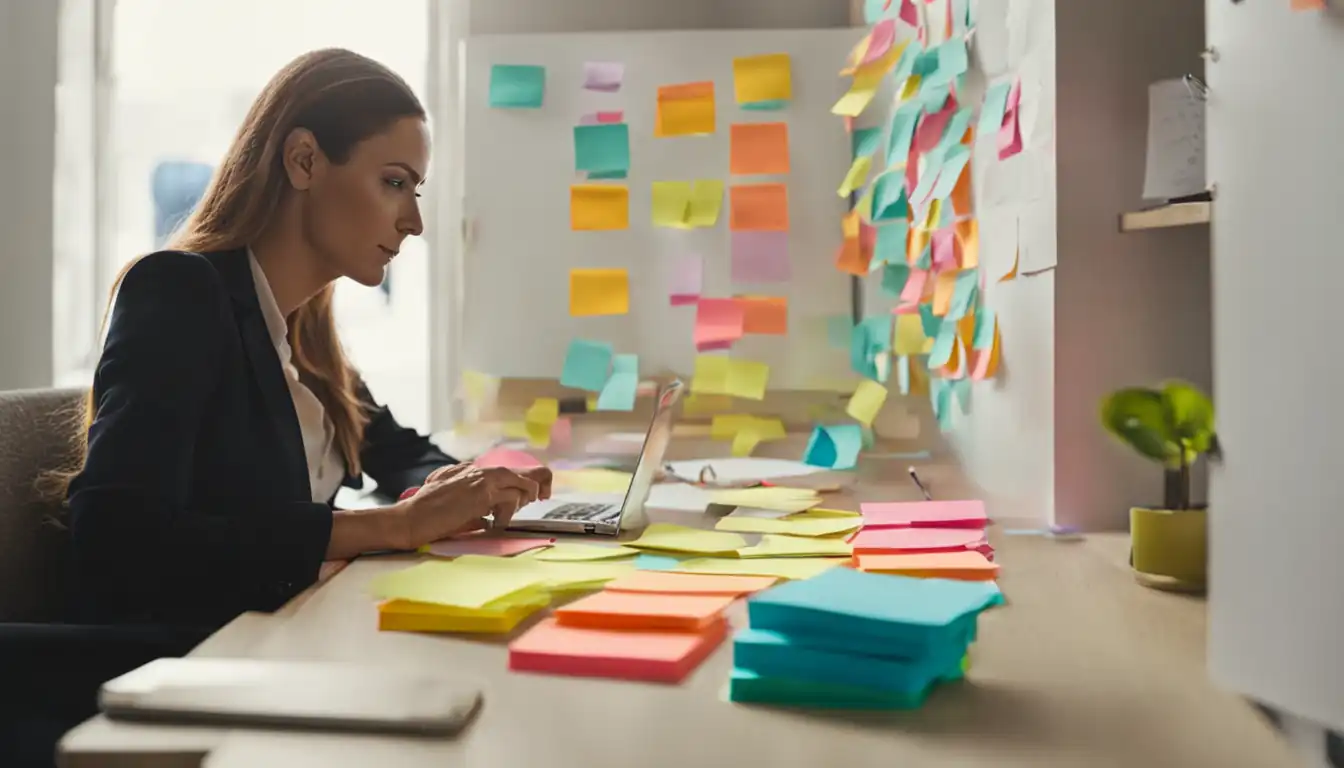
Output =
[
  {"x1": 595, "y1": 353, "x2": 639, "y2": 411},
  {"x1": 978, "y1": 82, "x2": 1013, "y2": 139},
  {"x1": 742, "y1": 99, "x2": 789, "y2": 111},
  {"x1": 913, "y1": 241, "x2": 932, "y2": 270},
  {"x1": 895, "y1": 355, "x2": 911, "y2": 395},
  {"x1": 871, "y1": 173, "x2": 908, "y2": 223},
  {"x1": 489, "y1": 64, "x2": 545, "y2": 108},
  {"x1": 559, "y1": 339, "x2": 613, "y2": 392},
  {"x1": 932, "y1": 379, "x2": 956, "y2": 431},
  {"x1": 573, "y1": 123, "x2": 630, "y2": 174},
  {"x1": 802, "y1": 424, "x2": 864, "y2": 471},
  {"x1": 912, "y1": 48, "x2": 941, "y2": 79},
  {"x1": 935, "y1": 109, "x2": 974, "y2": 156},
  {"x1": 852, "y1": 127, "x2": 882, "y2": 159},
  {"x1": 910, "y1": 146, "x2": 947, "y2": 203},
  {"x1": 881, "y1": 263, "x2": 912, "y2": 297},
  {"x1": 949, "y1": 378, "x2": 972, "y2": 413},
  {"x1": 886, "y1": 102, "x2": 922, "y2": 164},
  {"x1": 927, "y1": 321, "x2": 959, "y2": 368},
  {"x1": 973, "y1": 306, "x2": 997, "y2": 350},
  {"x1": 937, "y1": 39, "x2": 970, "y2": 79},
  {"x1": 874, "y1": 223, "x2": 907, "y2": 269},
  {"x1": 587, "y1": 170, "x2": 628, "y2": 180},
  {"x1": 919, "y1": 77, "x2": 952, "y2": 113},
  {"x1": 945, "y1": 268, "x2": 980, "y2": 321},
  {"x1": 919, "y1": 304, "x2": 942, "y2": 338}
]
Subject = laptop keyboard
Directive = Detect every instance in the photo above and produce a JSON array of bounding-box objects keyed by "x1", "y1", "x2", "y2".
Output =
[{"x1": 540, "y1": 503, "x2": 620, "y2": 522}]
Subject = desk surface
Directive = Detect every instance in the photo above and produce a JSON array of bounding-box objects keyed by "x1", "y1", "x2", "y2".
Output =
[{"x1": 60, "y1": 430, "x2": 1300, "y2": 768}]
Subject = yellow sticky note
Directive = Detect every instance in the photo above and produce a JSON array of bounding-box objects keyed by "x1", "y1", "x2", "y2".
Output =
[
  {"x1": 894, "y1": 314, "x2": 930, "y2": 355},
  {"x1": 683, "y1": 392, "x2": 733, "y2": 415},
  {"x1": 714, "y1": 515, "x2": 861, "y2": 537},
  {"x1": 628, "y1": 523, "x2": 747, "y2": 555},
  {"x1": 687, "y1": 180, "x2": 725, "y2": 228},
  {"x1": 738, "y1": 534, "x2": 853, "y2": 559},
  {"x1": 656, "y1": 81, "x2": 716, "y2": 137},
  {"x1": 711, "y1": 413, "x2": 757, "y2": 441},
  {"x1": 710, "y1": 487, "x2": 821, "y2": 514},
  {"x1": 570, "y1": 184, "x2": 629, "y2": 230},
  {"x1": 651, "y1": 181, "x2": 693, "y2": 228},
  {"x1": 672, "y1": 557, "x2": 846, "y2": 580},
  {"x1": 733, "y1": 53, "x2": 792, "y2": 104},
  {"x1": 525, "y1": 397, "x2": 559, "y2": 425},
  {"x1": 731, "y1": 429, "x2": 762, "y2": 458},
  {"x1": 531, "y1": 543, "x2": 638, "y2": 562},
  {"x1": 802, "y1": 507, "x2": 863, "y2": 518},
  {"x1": 899, "y1": 76, "x2": 921, "y2": 101},
  {"x1": 831, "y1": 42, "x2": 906, "y2": 118},
  {"x1": 530, "y1": 560, "x2": 637, "y2": 590},
  {"x1": 724, "y1": 359, "x2": 770, "y2": 400},
  {"x1": 838, "y1": 156, "x2": 873, "y2": 198},
  {"x1": 368, "y1": 561, "x2": 544, "y2": 609},
  {"x1": 846, "y1": 379, "x2": 888, "y2": 426},
  {"x1": 931, "y1": 270, "x2": 957, "y2": 316},
  {"x1": 691, "y1": 355, "x2": 732, "y2": 394},
  {"x1": 569, "y1": 268, "x2": 630, "y2": 316},
  {"x1": 552, "y1": 468, "x2": 633, "y2": 494},
  {"x1": 460, "y1": 370, "x2": 499, "y2": 405}
]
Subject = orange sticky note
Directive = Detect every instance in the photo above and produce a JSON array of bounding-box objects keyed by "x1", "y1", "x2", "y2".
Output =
[
  {"x1": 1292, "y1": 0, "x2": 1326, "y2": 9},
  {"x1": 730, "y1": 122, "x2": 790, "y2": 175},
  {"x1": 906, "y1": 227, "x2": 930, "y2": 265},
  {"x1": 999, "y1": 248, "x2": 1019, "y2": 282},
  {"x1": 857, "y1": 550, "x2": 999, "y2": 581},
  {"x1": 729, "y1": 183, "x2": 789, "y2": 231},
  {"x1": 570, "y1": 184, "x2": 629, "y2": 230},
  {"x1": 604, "y1": 571, "x2": 777, "y2": 596},
  {"x1": 950, "y1": 156, "x2": 973, "y2": 216},
  {"x1": 735, "y1": 295, "x2": 788, "y2": 335},
  {"x1": 554, "y1": 590, "x2": 736, "y2": 632},
  {"x1": 693, "y1": 298, "x2": 746, "y2": 350},
  {"x1": 508, "y1": 617, "x2": 728, "y2": 683},
  {"x1": 956, "y1": 219, "x2": 980, "y2": 268},
  {"x1": 656, "y1": 81, "x2": 716, "y2": 137},
  {"x1": 931, "y1": 270, "x2": 957, "y2": 316},
  {"x1": 569, "y1": 268, "x2": 629, "y2": 316}
]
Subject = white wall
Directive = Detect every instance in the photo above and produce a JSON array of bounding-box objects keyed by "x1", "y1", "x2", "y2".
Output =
[
  {"x1": 467, "y1": 0, "x2": 852, "y2": 34},
  {"x1": 0, "y1": 0, "x2": 59, "y2": 390}
]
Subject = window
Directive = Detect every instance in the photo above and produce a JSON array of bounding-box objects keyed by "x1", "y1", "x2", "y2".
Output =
[{"x1": 56, "y1": 0, "x2": 437, "y2": 431}]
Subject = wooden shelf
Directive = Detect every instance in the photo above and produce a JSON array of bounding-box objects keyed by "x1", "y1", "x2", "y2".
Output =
[{"x1": 1119, "y1": 202, "x2": 1211, "y2": 232}]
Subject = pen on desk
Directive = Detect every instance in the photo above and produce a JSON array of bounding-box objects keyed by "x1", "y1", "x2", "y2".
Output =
[{"x1": 907, "y1": 466, "x2": 932, "y2": 500}]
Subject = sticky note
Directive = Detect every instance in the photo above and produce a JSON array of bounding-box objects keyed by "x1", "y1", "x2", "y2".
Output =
[
  {"x1": 803, "y1": 424, "x2": 864, "y2": 470},
  {"x1": 712, "y1": 486, "x2": 819, "y2": 508},
  {"x1": 569, "y1": 268, "x2": 629, "y2": 316},
  {"x1": 687, "y1": 181, "x2": 725, "y2": 228},
  {"x1": 423, "y1": 537, "x2": 555, "y2": 559},
  {"x1": 852, "y1": 127, "x2": 883, "y2": 159},
  {"x1": 671, "y1": 557, "x2": 845, "y2": 581},
  {"x1": 551, "y1": 469, "x2": 632, "y2": 493},
  {"x1": 846, "y1": 379, "x2": 888, "y2": 426},
  {"x1": 736, "y1": 296, "x2": 788, "y2": 335},
  {"x1": 893, "y1": 314, "x2": 931, "y2": 356},
  {"x1": 368, "y1": 561, "x2": 543, "y2": 609},
  {"x1": 838, "y1": 156, "x2": 873, "y2": 198},
  {"x1": 580, "y1": 110, "x2": 625, "y2": 126},
  {"x1": 977, "y1": 81, "x2": 1012, "y2": 140},
  {"x1": 605, "y1": 570, "x2": 777, "y2": 596},
  {"x1": 573, "y1": 123, "x2": 630, "y2": 174},
  {"x1": 870, "y1": 172, "x2": 908, "y2": 223},
  {"x1": 731, "y1": 231, "x2": 790, "y2": 283},
  {"x1": 508, "y1": 617, "x2": 728, "y2": 684},
  {"x1": 730, "y1": 122, "x2": 790, "y2": 175},
  {"x1": 570, "y1": 184, "x2": 629, "y2": 230},
  {"x1": 651, "y1": 181, "x2": 693, "y2": 228},
  {"x1": 930, "y1": 145, "x2": 971, "y2": 202},
  {"x1": 945, "y1": 269, "x2": 979, "y2": 322},
  {"x1": 694, "y1": 298, "x2": 746, "y2": 351},
  {"x1": 715, "y1": 515, "x2": 861, "y2": 538},
  {"x1": 582, "y1": 61, "x2": 624, "y2": 92},
  {"x1": 733, "y1": 53, "x2": 792, "y2": 105},
  {"x1": 628, "y1": 523, "x2": 747, "y2": 555},
  {"x1": 857, "y1": 550, "x2": 1000, "y2": 582},
  {"x1": 722, "y1": 359, "x2": 769, "y2": 400},
  {"x1": 859, "y1": 500, "x2": 988, "y2": 528},
  {"x1": 635, "y1": 554, "x2": 688, "y2": 571},
  {"x1": 559, "y1": 339, "x2": 614, "y2": 392},
  {"x1": 849, "y1": 527, "x2": 988, "y2": 555},
  {"x1": 472, "y1": 446, "x2": 543, "y2": 470},
  {"x1": 729, "y1": 184, "x2": 789, "y2": 231},
  {"x1": 378, "y1": 591, "x2": 550, "y2": 634},
  {"x1": 738, "y1": 534, "x2": 853, "y2": 559},
  {"x1": 668, "y1": 253, "x2": 703, "y2": 305},
  {"x1": 595, "y1": 353, "x2": 639, "y2": 411},
  {"x1": 488, "y1": 64, "x2": 545, "y2": 108},
  {"x1": 554, "y1": 590, "x2": 736, "y2": 632},
  {"x1": 656, "y1": 81, "x2": 716, "y2": 137},
  {"x1": 532, "y1": 543, "x2": 638, "y2": 562}
]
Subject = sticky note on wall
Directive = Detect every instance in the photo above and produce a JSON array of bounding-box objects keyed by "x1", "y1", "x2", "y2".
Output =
[
  {"x1": 730, "y1": 123, "x2": 790, "y2": 175},
  {"x1": 729, "y1": 184, "x2": 789, "y2": 232},
  {"x1": 733, "y1": 54, "x2": 792, "y2": 106},
  {"x1": 736, "y1": 296, "x2": 788, "y2": 335},
  {"x1": 573, "y1": 123, "x2": 631, "y2": 175},
  {"x1": 693, "y1": 299, "x2": 746, "y2": 351},
  {"x1": 730, "y1": 232, "x2": 790, "y2": 284},
  {"x1": 656, "y1": 82, "x2": 716, "y2": 137},
  {"x1": 570, "y1": 185, "x2": 629, "y2": 230},
  {"x1": 489, "y1": 64, "x2": 546, "y2": 108},
  {"x1": 560, "y1": 339, "x2": 614, "y2": 392},
  {"x1": 569, "y1": 269, "x2": 629, "y2": 316}
]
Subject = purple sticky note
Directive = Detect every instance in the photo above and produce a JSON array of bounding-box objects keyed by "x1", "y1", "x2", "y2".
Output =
[
  {"x1": 731, "y1": 231, "x2": 791, "y2": 283},
  {"x1": 583, "y1": 61, "x2": 624, "y2": 92},
  {"x1": 668, "y1": 253, "x2": 703, "y2": 306}
]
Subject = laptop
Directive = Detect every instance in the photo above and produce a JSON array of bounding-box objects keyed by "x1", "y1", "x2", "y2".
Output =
[{"x1": 506, "y1": 379, "x2": 683, "y2": 536}]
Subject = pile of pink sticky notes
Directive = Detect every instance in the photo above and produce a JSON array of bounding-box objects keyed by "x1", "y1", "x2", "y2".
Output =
[{"x1": 848, "y1": 500, "x2": 998, "y2": 582}]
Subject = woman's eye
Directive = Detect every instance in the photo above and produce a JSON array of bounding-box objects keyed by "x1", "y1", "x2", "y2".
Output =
[{"x1": 386, "y1": 178, "x2": 406, "y2": 189}]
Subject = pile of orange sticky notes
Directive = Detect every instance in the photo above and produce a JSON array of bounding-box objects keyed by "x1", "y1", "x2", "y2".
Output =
[
  {"x1": 507, "y1": 571, "x2": 775, "y2": 684},
  {"x1": 849, "y1": 500, "x2": 999, "y2": 580}
]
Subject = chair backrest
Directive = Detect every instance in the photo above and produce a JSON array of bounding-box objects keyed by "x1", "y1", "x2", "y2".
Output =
[{"x1": 0, "y1": 388, "x2": 85, "y2": 621}]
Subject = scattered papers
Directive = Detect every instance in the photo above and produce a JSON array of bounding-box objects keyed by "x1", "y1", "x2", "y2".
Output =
[
  {"x1": 582, "y1": 61, "x2": 624, "y2": 92},
  {"x1": 569, "y1": 185, "x2": 629, "y2": 231},
  {"x1": 628, "y1": 523, "x2": 747, "y2": 555},
  {"x1": 733, "y1": 53, "x2": 793, "y2": 107},
  {"x1": 531, "y1": 543, "x2": 638, "y2": 562},
  {"x1": 663, "y1": 457, "x2": 826, "y2": 484},
  {"x1": 488, "y1": 64, "x2": 545, "y2": 108},
  {"x1": 803, "y1": 425, "x2": 864, "y2": 470},
  {"x1": 729, "y1": 184, "x2": 790, "y2": 232},
  {"x1": 709, "y1": 486, "x2": 821, "y2": 514},
  {"x1": 730, "y1": 232, "x2": 791, "y2": 283},
  {"x1": 656, "y1": 81, "x2": 716, "y2": 137},
  {"x1": 858, "y1": 499, "x2": 988, "y2": 528},
  {"x1": 560, "y1": 339, "x2": 614, "y2": 392},
  {"x1": 738, "y1": 534, "x2": 853, "y2": 558},
  {"x1": 422, "y1": 537, "x2": 555, "y2": 559},
  {"x1": 671, "y1": 557, "x2": 846, "y2": 580},
  {"x1": 568, "y1": 268, "x2": 629, "y2": 316},
  {"x1": 605, "y1": 570, "x2": 777, "y2": 596},
  {"x1": 555, "y1": 590, "x2": 736, "y2": 632},
  {"x1": 730, "y1": 122, "x2": 791, "y2": 175},
  {"x1": 645, "y1": 483, "x2": 717, "y2": 513},
  {"x1": 509, "y1": 617, "x2": 728, "y2": 684},
  {"x1": 715, "y1": 514, "x2": 862, "y2": 538}
]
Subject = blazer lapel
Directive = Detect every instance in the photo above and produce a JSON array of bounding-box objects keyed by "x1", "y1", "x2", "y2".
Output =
[{"x1": 206, "y1": 248, "x2": 312, "y2": 501}]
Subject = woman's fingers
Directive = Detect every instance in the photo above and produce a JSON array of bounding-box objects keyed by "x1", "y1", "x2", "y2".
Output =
[
  {"x1": 453, "y1": 516, "x2": 492, "y2": 536},
  {"x1": 519, "y1": 466, "x2": 553, "y2": 500},
  {"x1": 481, "y1": 467, "x2": 540, "y2": 502},
  {"x1": 486, "y1": 486, "x2": 528, "y2": 530}
]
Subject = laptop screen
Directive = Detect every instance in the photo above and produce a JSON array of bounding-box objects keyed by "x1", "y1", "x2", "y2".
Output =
[{"x1": 614, "y1": 380, "x2": 683, "y2": 527}]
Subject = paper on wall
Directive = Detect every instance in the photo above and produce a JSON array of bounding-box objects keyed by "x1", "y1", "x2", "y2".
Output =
[{"x1": 1141, "y1": 78, "x2": 1206, "y2": 201}]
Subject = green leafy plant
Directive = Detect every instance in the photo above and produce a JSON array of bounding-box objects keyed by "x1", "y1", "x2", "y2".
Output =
[{"x1": 1100, "y1": 381, "x2": 1218, "y2": 511}]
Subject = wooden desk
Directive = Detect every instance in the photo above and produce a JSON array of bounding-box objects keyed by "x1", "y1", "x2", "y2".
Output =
[{"x1": 60, "y1": 432, "x2": 1299, "y2": 768}]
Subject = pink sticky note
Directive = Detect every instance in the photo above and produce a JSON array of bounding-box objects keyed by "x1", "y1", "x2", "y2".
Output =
[
  {"x1": 1005, "y1": 79, "x2": 1022, "y2": 113},
  {"x1": 862, "y1": 20, "x2": 897, "y2": 65},
  {"x1": 550, "y1": 417, "x2": 572, "y2": 450},
  {"x1": 900, "y1": 268, "x2": 928, "y2": 304},
  {"x1": 899, "y1": 0, "x2": 919, "y2": 26},
  {"x1": 425, "y1": 536, "x2": 555, "y2": 558},
  {"x1": 730, "y1": 231, "x2": 791, "y2": 283},
  {"x1": 582, "y1": 61, "x2": 624, "y2": 92},
  {"x1": 693, "y1": 299, "x2": 746, "y2": 351},
  {"x1": 579, "y1": 110, "x2": 625, "y2": 126},
  {"x1": 668, "y1": 253, "x2": 703, "y2": 306},
  {"x1": 931, "y1": 228, "x2": 958, "y2": 271},
  {"x1": 893, "y1": 303, "x2": 920, "y2": 315},
  {"x1": 915, "y1": 99, "x2": 957, "y2": 154},
  {"x1": 859, "y1": 500, "x2": 988, "y2": 529},
  {"x1": 997, "y1": 111, "x2": 1023, "y2": 160},
  {"x1": 849, "y1": 527, "x2": 987, "y2": 555},
  {"x1": 474, "y1": 447, "x2": 544, "y2": 470}
]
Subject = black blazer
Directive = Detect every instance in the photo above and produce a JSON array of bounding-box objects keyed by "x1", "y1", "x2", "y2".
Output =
[{"x1": 67, "y1": 248, "x2": 456, "y2": 631}]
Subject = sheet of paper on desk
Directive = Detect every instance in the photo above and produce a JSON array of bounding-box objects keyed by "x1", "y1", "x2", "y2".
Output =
[
  {"x1": 423, "y1": 537, "x2": 555, "y2": 559},
  {"x1": 1142, "y1": 78, "x2": 1206, "y2": 201},
  {"x1": 663, "y1": 458, "x2": 826, "y2": 484},
  {"x1": 644, "y1": 483, "x2": 717, "y2": 513},
  {"x1": 628, "y1": 523, "x2": 747, "y2": 555}
]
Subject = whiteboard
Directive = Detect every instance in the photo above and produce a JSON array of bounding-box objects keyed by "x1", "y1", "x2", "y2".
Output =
[{"x1": 461, "y1": 30, "x2": 862, "y2": 389}]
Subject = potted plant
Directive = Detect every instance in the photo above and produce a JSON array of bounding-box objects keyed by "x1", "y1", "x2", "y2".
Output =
[{"x1": 1099, "y1": 380, "x2": 1219, "y2": 593}]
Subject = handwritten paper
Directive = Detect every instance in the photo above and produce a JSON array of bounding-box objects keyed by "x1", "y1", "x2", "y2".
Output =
[
  {"x1": 729, "y1": 184, "x2": 789, "y2": 231},
  {"x1": 693, "y1": 298, "x2": 746, "y2": 351},
  {"x1": 595, "y1": 353, "x2": 639, "y2": 411},
  {"x1": 582, "y1": 61, "x2": 624, "y2": 92},
  {"x1": 655, "y1": 81, "x2": 716, "y2": 137},
  {"x1": 730, "y1": 122, "x2": 790, "y2": 175},
  {"x1": 803, "y1": 424, "x2": 864, "y2": 470},
  {"x1": 1141, "y1": 77, "x2": 1206, "y2": 201},
  {"x1": 730, "y1": 231, "x2": 790, "y2": 283},
  {"x1": 629, "y1": 523, "x2": 747, "y2": 555},
  {"x1": 488, "y1": 64, "x2": 545, "y2": 108},
  {"x1": 573, "y1": 124, "x2": 630, "y2": 175},
  {"x1": 569, "y1": 268, "x2": 629, "y2": 316},
  {"x1": 846, "y1": 379, "x2": 889, "y2": 426},
  {"x1": 733, "y1": 54, "x2": 793, "y2": 106},
  {"x1": 668, "y1": 253, "x2": 703, "y2": 305},
  {"x1": 570, "y1": 184, "x2": 629, "y2": 230},
  {"x1": 559, "y1": 339, "x2": 614, "y2": 392}
]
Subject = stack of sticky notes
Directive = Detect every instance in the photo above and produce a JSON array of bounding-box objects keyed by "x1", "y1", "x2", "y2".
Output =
[
  {"x1": 728, "y1": 567, "x2": 1003, "y2": 709},
  {"x1": 509, "y1": 570, "x2": 770, "y2": 684},
  {"x1": 848, "y1": 499, "x2": 995, "y2": 563}
]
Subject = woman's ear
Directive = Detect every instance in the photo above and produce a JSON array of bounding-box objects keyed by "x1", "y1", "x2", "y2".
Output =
[{"x1": 282, "y1": 128, "x2": 324, "y2": 191}]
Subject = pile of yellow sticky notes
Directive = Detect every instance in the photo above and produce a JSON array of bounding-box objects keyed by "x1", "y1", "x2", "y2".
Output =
[
  {"x1": 709, "y1": 486, "x2": 824, "y2": 514},
  {"x1": 626, "y1": 521, "x2": 857, "y2": 581},
  {"x1": 371, "y1": 552, "x2": 637, "y2": 635}
]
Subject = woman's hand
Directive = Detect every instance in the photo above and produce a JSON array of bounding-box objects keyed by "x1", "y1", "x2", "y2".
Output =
[
  {"x1": 425, "y1": 462, "x2": 552, "y2": 501},
  {"x1": 392, "y1": 466, "x2": 541, "y2": 549}
]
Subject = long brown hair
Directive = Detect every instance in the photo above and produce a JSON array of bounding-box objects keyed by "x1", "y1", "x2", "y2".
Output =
[{"x1": 45, "y1": 48, "x2": 426, "y2": 499}]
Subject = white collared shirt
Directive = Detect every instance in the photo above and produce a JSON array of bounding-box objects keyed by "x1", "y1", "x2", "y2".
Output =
[{"x1": 248, "y1": 251, "x2": 347, "y2": 504}]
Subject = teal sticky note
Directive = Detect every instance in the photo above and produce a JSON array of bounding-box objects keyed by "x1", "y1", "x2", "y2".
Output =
[
  {"x1": 913, "y1": 241, "x2": 932, "y2": 270},
  {"x1": 742, "y1": 99, "x2": 789, "y2": 111},
  {"x1": 826, "y1": 315, "x2": 855, "y2": 349},
  {"x1": 802, "y1": 424, "x2": 864, "y2": 470},
  {"x1": 587, "y1": 170, "x2": 628, "y2": 180},
  {"x1": 973, "y1": 305, "x2": 997, "y2": 350},
  {"x1": 573, "y1": 123, "x2": 630, "y2": 174},
  {"x1": 852, "y1": 127, "x2": 883, "y2": 159},
  {"x1": 489, "y1": 64, "x2": 545, "y2": 108},
  {"x1": 881, "y1": 263, "x2": 912, "y2": 297},
  {"x1": 934, "y1": 109, "x2": 974, "y2": 156},
  {"x1": 728, "y1": 666, "x2": 935, "y2": 710},
  {"x1": 918, "y1": 304, "x2": 942, "y2": 338},
  {"x1": 978, "y1": 82, "x2": 1013, "y2": 139},
  {"x1": 945, "y1": 268, "x2": 980, "y2": 321},
  {"x1": 635, "y1": 554, "x2": 684, "y2": 571},
  {"x1": 733, "y1": 629, "x2": 962, "y2": 696},
  {"x1": 892, "y1": 42, "x2": 919, "y2": 83},
  {"x1": 871, "y1": 173, "x2": 908, "y2": 223},
  {"x1": 910, "y1": 146, "x2": 947, "y2": 203},
  {"x1": 874, "y1": 222, "x2": 908, "y2": 268},
  {"x1": 936, "y1": 39, "x2": 969, "y2": 79},
  {"x1": 559, "y1": 339, "x2": 613, "y2": 392},
  {"x1": 919, "y1": 76, "x2": 952, "y2": 113},
  {"x1": 949, "y1": 377, "x2": 972, "y2": 413},
  {"x1": 928, "y1": 321, "x2": 959, "y2": 368},
  {"x1": 864, "y1": 0, "x2": 895, "y2": 22},
  {"x1": 886, "y1": 102, "x2": 922, "y2": 164},
  {"x1": 933, "y1": 379, "x2": 956, "y2": 431},
  {"x1": 595, "y1": 353, "x2": 639, "y2": 411},
  {"x1": 912, "y1": 48, "x2": 941, "y2": 79},
  {"x1": 611, "y1": 353, "x2": 638, "y2": 374}
]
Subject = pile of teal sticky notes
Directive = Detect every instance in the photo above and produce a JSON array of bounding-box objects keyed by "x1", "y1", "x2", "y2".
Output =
[
  {"x1": 802, "y1": 424, "x2": 863, "y2": 470},
  {"x1": 727, "y1": 567, "x2": 1001, "y2": 709}
]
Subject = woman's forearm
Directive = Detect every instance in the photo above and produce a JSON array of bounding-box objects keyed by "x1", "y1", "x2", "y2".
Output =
[{"x1": 327, "y1": 505, "x2": 409, "y2": 559}]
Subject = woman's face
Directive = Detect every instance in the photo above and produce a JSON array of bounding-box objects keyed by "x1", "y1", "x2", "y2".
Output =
[{"x1": 303, "y1": 116, "x2": 430, "y2": 287}]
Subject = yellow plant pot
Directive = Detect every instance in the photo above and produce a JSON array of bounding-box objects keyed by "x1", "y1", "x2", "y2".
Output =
[{"x1": 1130, "y1": 506, "x2": 1207, "y2": 593}]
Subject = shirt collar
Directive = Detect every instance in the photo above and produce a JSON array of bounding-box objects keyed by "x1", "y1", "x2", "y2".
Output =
[{"x1": 247, "y1": 249, "x2": 290, "y2": 351}]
